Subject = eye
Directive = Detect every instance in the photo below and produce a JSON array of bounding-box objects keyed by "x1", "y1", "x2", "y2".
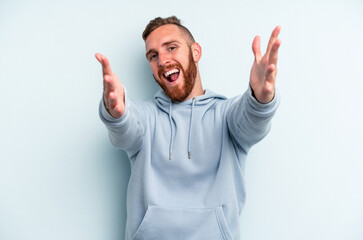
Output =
[
  {"x1": 168, "y1": 46, "x2": 176, "y2": 51},
  {"x1": 149, "y1": 53, "x2": 158, "y2": 61}
]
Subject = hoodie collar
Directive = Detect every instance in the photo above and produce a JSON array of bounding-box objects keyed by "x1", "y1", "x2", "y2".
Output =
[
  {"x1": 154, "y1": 89, "x2": 226, "y2": 160},
  {"x1": 154, "y1": 89, "x2": 227, "y2": 108}
]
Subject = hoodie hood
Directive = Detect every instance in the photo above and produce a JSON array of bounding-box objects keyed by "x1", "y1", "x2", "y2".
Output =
[
  {"x1": 154, "y1": 89, "x2": 227, "y2": 109},
  {"x1": 154, "y1": 89, "x2": 227, "y2": 160}
]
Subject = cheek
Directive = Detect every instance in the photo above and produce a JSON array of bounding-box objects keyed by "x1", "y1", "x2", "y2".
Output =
[
  {"x1": 180, "y1": 56, "x2": 191, "y2": 69},
  {"x1": 150, "y1": 64, "x2": 159, "y2": 76}
]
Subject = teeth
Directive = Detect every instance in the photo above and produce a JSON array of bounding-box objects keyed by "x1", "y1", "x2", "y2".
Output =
[{"x1": 164, "y1": 69, "x2": 179, "y2": 78}]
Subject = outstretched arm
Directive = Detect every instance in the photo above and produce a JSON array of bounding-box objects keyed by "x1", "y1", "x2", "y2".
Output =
[
  {"x1": 95, "y1": 53, "x2": 125, "y2": 118},
  {"x1": 249, "y1": 26, "x2": 281, "y2": 103},
  {"x1": 96, "y1": 53, "x2": 145, "y2": 154},
  {"x1": 226, "y1": 27, "x2": 281, "y2": 152}
]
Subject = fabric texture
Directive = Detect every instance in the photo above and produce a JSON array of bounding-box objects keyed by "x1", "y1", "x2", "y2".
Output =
[{"x1": 99, "y1": 86, "x2": 280, "y2": 240}]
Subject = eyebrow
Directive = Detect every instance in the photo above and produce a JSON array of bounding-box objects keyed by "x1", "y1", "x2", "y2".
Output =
[{"x1": 145, "y1": 40, "x2": 182, "y2": 58}]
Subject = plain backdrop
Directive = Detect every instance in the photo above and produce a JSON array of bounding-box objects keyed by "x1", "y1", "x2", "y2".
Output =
[{"x1": 0, "y1": 0, "x2": 362, "y2": 239}]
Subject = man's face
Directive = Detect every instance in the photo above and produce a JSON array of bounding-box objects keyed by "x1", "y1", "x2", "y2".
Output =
[{"x1": 145, "y1": 24, "x2": 197, "y2": 102}]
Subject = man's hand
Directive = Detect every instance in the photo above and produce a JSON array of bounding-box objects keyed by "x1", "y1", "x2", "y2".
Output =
[
  {"x1": 95, "y1": 53, "x2": 125, "y2": 118},
  {"x1": 250, "y1": 26, "x2": 281, "y2": 103}
]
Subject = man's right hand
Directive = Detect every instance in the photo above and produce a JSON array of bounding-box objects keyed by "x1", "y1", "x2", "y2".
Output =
[{"x1": 95, "y1": 53, "x2": 125, "y2": 119}]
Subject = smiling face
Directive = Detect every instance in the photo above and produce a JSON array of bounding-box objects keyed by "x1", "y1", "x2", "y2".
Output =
[{"x1": 145, "y1": 24, "x2": 202, "y2": 102}]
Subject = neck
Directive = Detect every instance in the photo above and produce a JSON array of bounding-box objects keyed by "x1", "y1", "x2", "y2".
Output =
[{"x1": 184, "y1": 72, "x2": 204, "y2": 101}]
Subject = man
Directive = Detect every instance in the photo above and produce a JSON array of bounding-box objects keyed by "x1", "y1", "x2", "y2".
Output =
[{"x1": 97, "y1": 16, "x2": 281, "y2": 240}]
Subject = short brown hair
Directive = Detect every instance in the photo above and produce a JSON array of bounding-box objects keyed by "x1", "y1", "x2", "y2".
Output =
[{"x1": 142, "y1": 16, "x2": 195, "y2": 45}]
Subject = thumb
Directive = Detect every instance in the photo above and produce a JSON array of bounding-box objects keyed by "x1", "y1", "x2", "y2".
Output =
[
  {"x1": 95, "y1": 53, "x2": 113, "y2": 75},
  {"x1": 252, "y1": 36, "x2": 261, "y2": 61},
  {"x1": 95, "y1": 53, "x2": 103, "y2": 64}
]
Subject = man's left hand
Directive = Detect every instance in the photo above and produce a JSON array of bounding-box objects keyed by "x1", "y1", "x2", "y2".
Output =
[{"x1": 249, "y1": 26, "x2": 281, "y2": 103}]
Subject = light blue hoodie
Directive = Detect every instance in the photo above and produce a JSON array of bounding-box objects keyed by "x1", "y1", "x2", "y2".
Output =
[{"x1": 99, "y1": 86, "x2": 280, "y2": 240}]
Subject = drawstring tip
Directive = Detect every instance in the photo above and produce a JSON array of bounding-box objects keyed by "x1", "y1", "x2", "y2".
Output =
[
  {"x1": 188, "y1": 152, "x2": 191, "y2": 159},
  {"x1": 169, "y1": 152, "x2": 172, "y2": 160}
]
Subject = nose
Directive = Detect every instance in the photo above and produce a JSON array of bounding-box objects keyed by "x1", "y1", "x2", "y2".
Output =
[{"x1": 157, "y1": 52, "x2": 170, "y2": 67}]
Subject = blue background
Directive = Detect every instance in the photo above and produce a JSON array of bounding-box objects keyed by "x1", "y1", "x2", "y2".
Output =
[{"x1": 1, "y1": 0, "x2": 362, "y2": 239}]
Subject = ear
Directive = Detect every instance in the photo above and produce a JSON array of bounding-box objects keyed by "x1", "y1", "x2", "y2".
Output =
[{"x1": 191, "y1": 42, "x2": 202, "y2": 62}]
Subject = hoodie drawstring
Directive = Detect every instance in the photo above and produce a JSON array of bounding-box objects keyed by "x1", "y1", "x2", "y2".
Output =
[
  {"x1": 169, "y1": 100, "x2": 173, "y2": 160},
  {"x1": 168, "y1": 98, "x2": 196, "y2": 160},
  {"x1": 188, "y1": 98, "x2": 196, "y2": 159}
]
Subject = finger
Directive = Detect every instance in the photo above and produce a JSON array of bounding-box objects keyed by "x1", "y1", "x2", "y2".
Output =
[
  {"x1": 95, "y1": 53, "x2": 113, "y2": 76},
  {"x1": 103, "y1": 75, "x2": 109, "y2": 95},
  {"x1": 268, "y1": 39, "x2": 281, "y2": 65},
  {"x1": 252, "y1": 36, "x2": 262, "y2": 61},
  {"x1": 108, "y1": 92, "x2": 123, "y2": 118},
  {"x1": 266, "y1": 26, "x2": 281, "y2": 55},
  {"x1": 265, "y1": 64, "x2": 277, "y2": 83},
  {"x1": 103, "y1": 75, "x2": 116, "y2": 93},
  {"x1": 264, "y1": 81, "x2": 275, "y2": 94},
  {"x1": 95, "y1": 53, "x2": 103, "y2": 63},
  {"x1": 108, "y1": 92, "x2": 118, "y2": 108},
  {"x1": 264, "y1": 66, "x2": 276, "y2": 95}
]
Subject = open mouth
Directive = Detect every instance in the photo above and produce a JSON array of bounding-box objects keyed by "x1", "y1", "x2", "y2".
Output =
[{"x1": 163, "y1": 68, "x2": 180, "y2": 82}]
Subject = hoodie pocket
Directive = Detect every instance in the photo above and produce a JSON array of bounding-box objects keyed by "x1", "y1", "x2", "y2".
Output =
[{"x1": 131, "y1": 205, "x2": 233, "y2": 240}]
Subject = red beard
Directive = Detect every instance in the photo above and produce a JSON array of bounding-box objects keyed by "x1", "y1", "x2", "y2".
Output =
[{"x1": 154, "y1": 49, "x2": 197, "y2": 102}]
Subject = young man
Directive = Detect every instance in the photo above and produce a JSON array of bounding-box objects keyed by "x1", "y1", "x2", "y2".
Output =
[{"x1": 97, "y1": 16, "x2": 281, "y2": 240}]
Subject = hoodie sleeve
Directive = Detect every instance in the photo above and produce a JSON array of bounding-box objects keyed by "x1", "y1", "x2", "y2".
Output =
[
  {"x1": 226, "y1": 85, "x2": 280, "y2": 153},
  {"x1": 99, "y1": 89, "x2": 145, "y2": 157}
]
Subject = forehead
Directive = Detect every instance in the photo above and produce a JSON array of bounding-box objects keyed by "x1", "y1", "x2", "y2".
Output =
[{"x1": 145, "y1": 24, "x2": 186, "y2": 51}]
